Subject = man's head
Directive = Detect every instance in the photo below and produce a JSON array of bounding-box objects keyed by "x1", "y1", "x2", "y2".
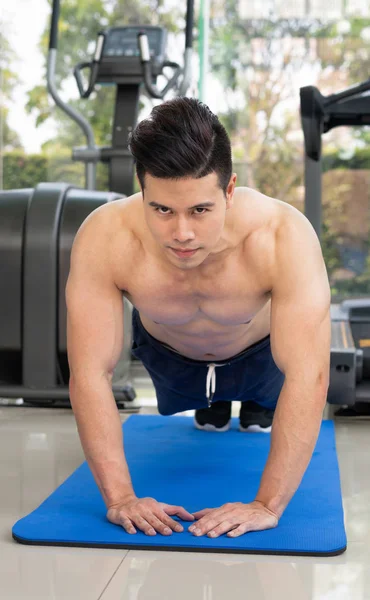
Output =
[{"x1": 128, "y1": 97, "x2": 237, "y2": 270}]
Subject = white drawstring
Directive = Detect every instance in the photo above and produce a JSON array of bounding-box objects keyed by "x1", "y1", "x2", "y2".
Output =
[{"x1": 206, "y1": 362, "x2": 228, "y2": 407}]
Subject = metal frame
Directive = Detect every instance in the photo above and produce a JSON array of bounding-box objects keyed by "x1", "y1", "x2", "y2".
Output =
[
  {"x1": 47, "y1": 0, "x2": 195, "y2": 195},
  {"x1": 301, "y1": 80, "x2": 370, "y2": 239}
]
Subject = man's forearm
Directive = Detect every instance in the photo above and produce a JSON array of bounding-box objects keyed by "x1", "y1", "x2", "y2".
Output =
[
  {"x1": 69, "y1": 377, "x2": 136, "y2": 507},
  {"x1": 254, "y1": 378, "x2": 327, "y2": 518}
]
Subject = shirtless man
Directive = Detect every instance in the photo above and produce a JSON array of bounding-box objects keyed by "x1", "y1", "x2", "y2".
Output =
[{"x1": 66, "y1": 97, "x2": 331, "y2": 541}]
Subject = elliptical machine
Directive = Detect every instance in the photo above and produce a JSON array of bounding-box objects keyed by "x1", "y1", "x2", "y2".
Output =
[
  {"x1": 0, "y1": 1, "x2": 194, "y2": 408},
  {"x1": 49, "y1": 1, "x2": 194, "y2": 195}
]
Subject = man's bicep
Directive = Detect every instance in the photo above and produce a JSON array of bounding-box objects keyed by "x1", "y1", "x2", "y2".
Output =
[{"x1": 269, "y1": 210, "x2": 331, "y2": 387}]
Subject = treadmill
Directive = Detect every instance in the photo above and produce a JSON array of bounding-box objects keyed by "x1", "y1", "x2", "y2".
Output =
[{"x1": 300, "y1": 79, "x2": 370, "y2": 415}]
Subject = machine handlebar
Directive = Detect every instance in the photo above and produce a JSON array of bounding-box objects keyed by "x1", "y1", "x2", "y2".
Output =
[
  {"x1": 138, "y1": 32, "x2": 182, "y2": 99},
  {"x1": 73, "y1": 33, "x2": 105, "y2": 99}
]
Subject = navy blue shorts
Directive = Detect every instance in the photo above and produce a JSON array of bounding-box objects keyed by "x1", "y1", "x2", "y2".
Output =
[{"x1": 131, "y1": 307, "x2": 285, "y2": 416}]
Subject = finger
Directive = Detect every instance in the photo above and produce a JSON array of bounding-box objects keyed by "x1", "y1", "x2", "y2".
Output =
[
  {"x1": 195, "y1": 506, "x2": 231, "y2": 524},
  {"x1": 142, "y1": 510, "x2": 176, "y2": 535},
  {"x1": 192, "y1": 508, "x2": 213, "y2": 519},
  {"x1": 207, "y1": 517, "x2": 240, "y2": 538},
  {"x1": 130, "y1": 514, "x2": 158, "y2": 536},
  {"x1": 118, "y1": 515, "x2": 137, "y2": 534},
  {"x1": 190, "y1": 506, "x2": 237, "y2": 535},
  {"x1": 155, "y1": 509, "x2": 184, "y2": 533},
  {"x1": 107, "y1": 508, "x2": 137, "y2": 534},
  {"x1": 226, "y1": 523, "x2": 250, "y2": 538},
  {"x1": 226, "y1": 516, "x2": 278, "y2": 538},
  {"x1": 192, "y1": 516, "x2": 224, "y2": 535},
  {"x1": 161, "y1": 504, "x2": 195, "y2": 522}
]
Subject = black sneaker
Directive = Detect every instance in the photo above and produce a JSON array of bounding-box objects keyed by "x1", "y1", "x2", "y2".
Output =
[
  {"x1": 239, "y1": 401, "x2": 274, "y2": 433},
  {"x1": 194, "y1": 400, "x2": 232, "y2": 432}
]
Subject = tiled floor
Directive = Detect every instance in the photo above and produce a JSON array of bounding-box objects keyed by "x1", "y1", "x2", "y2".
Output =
[{"x1": 1, "y1": 397, "x2": 369, "y2": 600}]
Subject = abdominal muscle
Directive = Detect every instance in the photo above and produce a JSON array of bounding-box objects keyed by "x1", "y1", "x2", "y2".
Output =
[{"x1": 127, "y1": 295, "x2": 272, "y2": 361}]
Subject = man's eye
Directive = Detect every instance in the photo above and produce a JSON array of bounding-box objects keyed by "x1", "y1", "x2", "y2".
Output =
[
  {"x1": 154, "y1": 207, "x2": 170, "y2": 214},
  {"x1": 154, "y1": 207, "x2": 209, "y2": 215}
]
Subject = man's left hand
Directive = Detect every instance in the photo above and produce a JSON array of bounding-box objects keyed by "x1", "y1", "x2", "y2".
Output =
[{"x1": 188, "y1": 501, "x2": 278, "y2": 538}]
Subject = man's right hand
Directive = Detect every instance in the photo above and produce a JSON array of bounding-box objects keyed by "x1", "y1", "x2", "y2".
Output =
[{"x1": 107, "y1": 496, "x2": 195, "y2": 536}]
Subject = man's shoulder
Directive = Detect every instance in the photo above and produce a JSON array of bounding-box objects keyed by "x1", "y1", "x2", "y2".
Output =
[
  {"x1": 235, "y1": 186, "x2": 312, "y2": 238},
  {"x1": 236, "y1": 187, "x2": 317, "y2": 289},
  {"x1": 234, "y1": 186, "x2": 282, "y2": 221},
  {"x1": 272, "y1": 197, "x2": 325, "y2": 292},
  {"x1": 73, "y1": 194, "x2": 142, "y2": 282},
  {"x1": 273, "y1": 198, "x2": 319, "y2": 251},
  {"x1": 88, "y1": 192, "x2": 142, "y2": 242},
  {"x1": 234, "y1": 186, "x2": 283, "y2": 248}
]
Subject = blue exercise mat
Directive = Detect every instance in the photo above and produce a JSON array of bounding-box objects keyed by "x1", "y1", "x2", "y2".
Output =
[{"x1": 12, "y1": 415, "x2": 346, "y2": 556}]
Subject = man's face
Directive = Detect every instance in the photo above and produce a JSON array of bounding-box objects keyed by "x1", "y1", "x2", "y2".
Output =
[{"x1": 142, "y1": 172, "x2": 236, "y2": 271}]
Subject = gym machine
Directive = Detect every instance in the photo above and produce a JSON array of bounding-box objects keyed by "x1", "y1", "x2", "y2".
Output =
[
  {"x1": 0, "y1": 0, "x2": 195, "y2": 408},
  {"x1": 49, "y1": 1, "x2": 194, "y2": 195},
  {"x1": 0, "y1": 183, "x2": 136, "y2": 408},
  {"x1": 300, "y1": 78, "x2": 370, "y2": 415}
]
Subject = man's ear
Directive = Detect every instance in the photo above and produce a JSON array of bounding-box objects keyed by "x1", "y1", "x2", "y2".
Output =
[{"x1": 225, "y1": 173, "x2": 237, "y2": 209}]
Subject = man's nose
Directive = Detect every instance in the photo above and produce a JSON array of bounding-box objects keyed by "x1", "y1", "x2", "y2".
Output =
[{"x1": 172, "y1": 217, "x2": 196, "y2": 243}]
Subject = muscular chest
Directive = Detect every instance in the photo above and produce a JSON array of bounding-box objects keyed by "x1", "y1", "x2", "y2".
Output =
[{"x1": 122, "y1": 252, "x2": 270, "y2": 328}]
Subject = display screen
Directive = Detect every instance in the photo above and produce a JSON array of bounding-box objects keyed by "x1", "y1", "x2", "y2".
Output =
[{"x1": 103, "y1": 27, "x2": 164, "y2": 58}]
